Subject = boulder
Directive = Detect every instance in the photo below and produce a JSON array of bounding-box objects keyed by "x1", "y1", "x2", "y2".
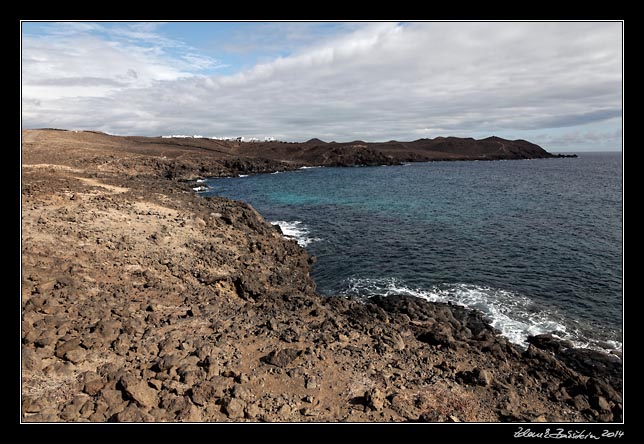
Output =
[
  {"x1": 93, "y1": 319, "x2": 122, "y2": 343},
  {"x1": 476, "y1": 368, "x2": 493, "y2": 386},
  {"x1": 222, "y1": 397, "x2": 246, "y2": 419},
  {"x1": 416, "y1": 328, "x2": 454, "y2": 348},
  {"x1": 591, "y1": 395, "x2": 611, "y2": 412},
  {"x1": 233, "y1": 275, "x2": 264, "y2": 300},
  {"x1": 176, "y1": 404, "x2": 203, "y2": 422},
  {"x1": 82, "y1": 371, "x2": 105, "y2": 396},
  {"x1": 527, "y1": 334, "x2": 570, "y2": 353},
  {"x1": 119, "y1": 377, "x2": 158, "y2": 409},
  {"x1": 232, "y1": 384, "x2": 254, "y2": 402},
  {"x1": 190, "y1": 381, "x2": 219, "y2": 406},
  {"x1": 365, "y1": 388, "x2": 386, "y2": 411},
  {"x1": 54, "y1": 337, "x2": 81, "y2": 359},
  {"x1": 558, "y1": 348, "x2": 622, "y2": 386},
  {"x1": 99, "y1": 389, "x2": 128, "y2": 416},
  {"x1": 456, "y1": 368, "x2": 492, "y2": 387},
  {"x1": 64, "y1": 348, "x2": 86, "y2": 364},
  {"x1": 114, "y1": 403, "x2": 155, "y2": 422},
  {"x1": 261, "y1": 348, "x2": 301, "y2": 368},
  {"x1": 571, "y1": 395, "x2": 591, "y2": 411}
]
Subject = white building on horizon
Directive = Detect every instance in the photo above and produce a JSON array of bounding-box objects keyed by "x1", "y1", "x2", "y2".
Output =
[{"x1": 162, "y1": 135, "x2": 279, "y2": 142}]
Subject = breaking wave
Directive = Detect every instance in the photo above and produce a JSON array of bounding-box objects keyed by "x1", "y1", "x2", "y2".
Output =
[
  {"x1": 340, "y1": 277, "x2": 622, "y2": 353},
  {"x1": 271, "y1": 220, "x2": 322, "y2": 247}
]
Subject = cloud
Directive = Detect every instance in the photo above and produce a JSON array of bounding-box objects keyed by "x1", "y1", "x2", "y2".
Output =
[
  {"x1": 30, "y1": 76, "x2": 128, "y2": 87},
  {"x1": 215, "y1": 22, "x2": 362, "y2": 56},
  {"x1": 22, "y1": 22, "x2": 622, "y2": 149},
  {"x1": 531, "y1": 109, "x2": 622, "y2": 130},
  {"x1": 533, "y1": 128, "x2": 622, "y2": 150}
]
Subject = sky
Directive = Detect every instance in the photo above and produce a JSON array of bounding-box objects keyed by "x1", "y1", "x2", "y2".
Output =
[{"x1": 21, "y1": 21, "x2": 622, "y2": 151}]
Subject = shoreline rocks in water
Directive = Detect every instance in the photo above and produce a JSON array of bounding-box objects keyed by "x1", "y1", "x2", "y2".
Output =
[{"x1": 21, "y1": 129, "x2": 618, "y2": 423}]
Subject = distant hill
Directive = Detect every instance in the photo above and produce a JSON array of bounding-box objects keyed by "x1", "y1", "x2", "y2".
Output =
[
  {"x1": 305, "y1": 138, "x2": 327, "y2": 145},
  {"x1": 22, "y1": 129, "x2": 574, "y2": 181}
]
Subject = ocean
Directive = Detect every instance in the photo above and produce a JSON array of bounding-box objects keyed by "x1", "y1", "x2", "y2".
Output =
[{"x1": 200, "y1": 153, "x2": 623, "y2": 352}]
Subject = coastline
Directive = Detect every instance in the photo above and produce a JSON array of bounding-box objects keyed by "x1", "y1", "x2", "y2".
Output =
[{"x1": 21, "y1": 129, "x2": 621, "y2": 422}]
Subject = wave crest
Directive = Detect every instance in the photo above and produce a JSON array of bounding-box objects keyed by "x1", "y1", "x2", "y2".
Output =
[{"x1": 271, "y1": 220, "x2": 322, "y2": 247}]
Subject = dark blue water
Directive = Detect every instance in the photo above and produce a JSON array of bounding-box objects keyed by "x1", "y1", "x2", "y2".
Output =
[{"x1": 201, "y1": 153, "x2": 622, "y2": 351}]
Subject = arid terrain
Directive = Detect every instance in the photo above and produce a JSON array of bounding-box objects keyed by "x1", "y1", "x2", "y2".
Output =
[{"x1": 21, "y1": 129, "x2": 619, "y2": 422}]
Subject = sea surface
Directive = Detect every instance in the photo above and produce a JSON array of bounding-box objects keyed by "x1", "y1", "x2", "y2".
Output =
[{"x1": 200, "y1": 153, "x2": 623, "y2": 352}]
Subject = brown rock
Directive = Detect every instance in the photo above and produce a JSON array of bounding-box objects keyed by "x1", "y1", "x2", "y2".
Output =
[
  {"x1": 99, "y1": 389, "x2": 128, "y2": 416},
  {"x1": 94, "y1": 319, "x2": 122, "y2": 342},
  {"x1": 22, "y1": 347, "x2": 41, "y2": 371},
  {"x1": 365, "y1": 388, "x2": 386, "y2": 411},
  {"x1": 112, "y1": 334, "x2": 131, "y2": 355},
  {"x1": 114, "y1": 403, "x2": 155, "y2": 422},
  {"x1": 381, "y1": 331, "x2": 405, "y2": 351},
  {"x1": 100, "y1": 389, "x2": 125, "y2": 405},
  {"x1": 389, "y1": 393, "x2": 416, "y2": 419},
  {"x1": 176, "y1": 404, "x2": 203, "y2": 422},
  {"x1": 36, "y1": 279, "x2": 58, "y2": 295},
  {"x1": 64, "y1": 348, "x2": 86, "y2": 364},
  {"x1": 305, "y1": 375, "x2": 319, "y2": 389},
  {"x1": 148, "y1": 379, "x2": 163, "y2": 390},
  {"x1": 155, "y1": 353, "x2": 183, "y2": 372},
  {"x1": 64, "y1": 395, "x2": 89, "y2": 418},
  {"x1": 163, "y1": 380, "x2": 189, "y2": 396},
  {"x1": 34, "y1": 330, "x2": 57, "y2": 348},
  {"x1": 83, "y1": 377, "x2": 105, "y2": 396},
  {"x1": 231, "y1": 383, "x2": 254, "y2": 402},
  {"x1": 22, "y1": 396, "x2": 44, "y2": 414},
  {"x1": 277, "y1": 404, "x2": 292, "y2": 416},
  {"x1": 476, "y1": 368, "x2": 493, "y2": 387},
  {"x1": 300, "y1": 407, "x2": 316, "y2": 417},
  {"x1": 77, "y1": 399, "x2": 94, "y2": 417},
  {"x1": 149, "y1": 407, "x2": 173, "y2": 421},
  {"x1": 54, "y1": 337, "x2": 81, "y2": 359},
  {"x1": 245, "y1": 402, "x2": 262, "y2": 419},
  {"x1": 222, "y1": 397, "x2": 246, "y2": 419},
  {"x1": 416, "y1": 327, "x2": 454, "y2": 348},
  {"x1": 120, "y1": 377, "x2": 158, "y2": 409},
  {"x1": 261, "y1": 348, "x2": 301, "y2": 367},
  {"x1": 572, "y1": 395, "x2": 591, "y2": 411},
  {"x1": 592, "y1": 395, "x2": 611, "y2": 412},
  {"x1": 190, "y1": 381, "x2": 219, "y2": 406}
]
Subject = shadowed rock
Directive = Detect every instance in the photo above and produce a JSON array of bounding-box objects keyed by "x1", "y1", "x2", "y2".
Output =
[{"x1": 261, "y1": 349, "x2": 302, "y2": 368}]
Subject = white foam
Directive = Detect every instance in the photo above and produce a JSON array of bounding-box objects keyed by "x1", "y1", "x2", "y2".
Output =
[
  {"x1": 196, "y1": 179, "x2": 206, "y2": 183},
  {"x1": 238, "y1": 174, "x2": 249, "y2": 178},
  {"x1": 299, "y1": 166, "x2": 322, "y2": 170},
  {"x1": 271, "y1": 220, "x2": 321, "y2": 247},
  {"x1": 341, "y1": 277, "x2": 621, "y2": 352},
  {"x1": 192, "y1": 186, "x2": 209, "y2": 192},
  {"x1": 271, "y1": 171, "x2": 282, "y2": 175}
]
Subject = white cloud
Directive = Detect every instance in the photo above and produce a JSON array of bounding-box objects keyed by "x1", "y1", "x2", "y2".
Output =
[{"x1": 22, "y1": 22, "x2": 622, "y2": 149}]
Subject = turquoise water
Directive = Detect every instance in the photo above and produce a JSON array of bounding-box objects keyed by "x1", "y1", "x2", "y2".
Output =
[{"x1": 201, "y1": 153, "x2": 623, "y2": 351}]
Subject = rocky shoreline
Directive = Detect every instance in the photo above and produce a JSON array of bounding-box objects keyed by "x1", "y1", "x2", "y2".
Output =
[{"x1": 21, "y1": 129, "x2": 620, "y2": 422}]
